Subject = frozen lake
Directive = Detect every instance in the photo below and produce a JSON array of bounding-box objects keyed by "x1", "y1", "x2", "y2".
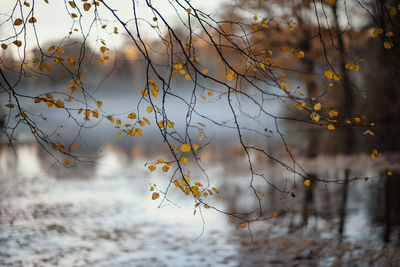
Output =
[{"x1": 1, "y1": 144, "x2": 399, "y2": 266}]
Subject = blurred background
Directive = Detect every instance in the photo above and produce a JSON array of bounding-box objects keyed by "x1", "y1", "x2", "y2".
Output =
[{"x1": 1, "y1": 0, "x2": 400, "y2": 266}]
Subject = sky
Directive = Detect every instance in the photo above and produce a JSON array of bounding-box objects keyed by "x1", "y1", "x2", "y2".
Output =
[{"x1": 0, "y1": 0, "x2": 229, "y2": 54}]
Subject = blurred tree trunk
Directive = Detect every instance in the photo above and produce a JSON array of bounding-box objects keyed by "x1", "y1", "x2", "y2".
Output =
[
  {"x1": 367, "y1": 1, "x2": 400, "y2": 152},
  {"x1": 296, "y1": 5, "x2": 318, "y2": 229},
  {"x1": 384, "y1": 175, "x2": 392, "y2": 244},
  {"x1": 302, "y1": 174, "x2": 315, "y2": 228},
  {"x1": 338, "y1": 169, "x2": 349, "y2": 238},
  {"x1": 332, "y1": 3, "x2": 355, "y2": 240},
  {"x1": 383, "y1": 172, "x2": 400, "y2": 244}
]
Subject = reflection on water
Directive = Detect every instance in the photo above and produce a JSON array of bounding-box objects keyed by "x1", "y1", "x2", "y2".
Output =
[{"x1": 0, "y1": 143, "x2": 399, "y2": 266}]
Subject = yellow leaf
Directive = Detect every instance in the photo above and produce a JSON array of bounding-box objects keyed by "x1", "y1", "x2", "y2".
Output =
[
  {"x1": 280, "y1": 81, "x2": 286, "y2": 90},
  {"x1": 158, "y1": 120, "x2": 165, "y2": 128},
  {"x1": 70, "y1": 84, "x2": 77, "y2": 92},
  {"x1": 143, "y1": 117, "x2": 150, "y2": 124},
  {"x1": 371, "y1": 149, "x2": 378, "y2": 160},
  {"x1": 313, "y1": 103, "x2": 322, "y2": 111},
  {"x1": 67, "y1": 58, "x2": 75, "y2": 66},
  {"x1": 68, "y1": 1, "x2": 76, "y2": 8},
  {"x1": 181, "y1": 178, "x2": 190, "y2": 186},
  {"x1": 186, "y1": 8, "x2": 191, "y2": 13},
  {"x1": 127, "y1": 112, "x2": 137, "y2": 119},
  {"x1": 83, "y1": 3, "x2": 91, "y2": 11},
  {"x1": 384, "y1": 41, "x2": 393, "y2": 50},
  {"x1": 13, "y1": 40, "x2": 22, "y2": 47},
  {"x1": 208, "y1": 91, "x2": 213, "y2": 96},
  {"x1": 14, "y1": 19, "x2": 23, "y2": 26},
  {"x1": 192, "y1": 144, "x2": 200, "y2": 151},
  {"x1": 173, "y1": 63, "x2": 182, "y2": 71},
  {"x1": 372, "y1": 28, "x2": 384, "y2": 37},
  {"x1": 325, "y1": 70, "x2": 334, "y2": 79},
  {"x1": 97, "y1": 100, "x2": 103, "y2": 107},
  {"x1": 162, "y1": 165, "x2": 169, "y2": 172},
  {"x1": 185, "y1": 74, "x2": 191, "y2": 80},
  {"x1": 204, "y1": 204, "x2": 210, "y2": 209},
  {"x1": 152, "y1": 192, "x2": 160, "y2": 200},
  {"x1": 106, "y1": 115, "x2": 114, "y2": 123},
  {"x1": 329, "y1": 110, "x2": 338, "y2": 117},
  {"x1": 333, "y1": 74, "x2": 340, "y2": 81},
  {"x1": 5, "y1": 103, "x2": 15, "y2": 108},
  {"x1": 226, "y1": 70, "x2": 234, "y2": 81},
  {"x1": 386, "y1": 31, "x2": 394, "y2": 38},
  {"x1": 181, "y1": 143, "x2": 191, "y2": 152},
  {"x1": 148, "y1": 165, "x2": 156, "y2": 172},
  {"x1": 240, "y1": 223, "x2": 246, "y2": 228},
  {"x1": 92, "y1": 109, "x2": 99, "y2": 118},
  {"x1": 328, "y1": 0, "x2": 337, "y2": 5},
  {"x1": 327, "y1": 124, "x2": 335, "y2": 130},
  {"x1": 141, "y1": 89, "x2": 149, "y2": 96},
  {"x1": 310, "y1": 112, "x2": 320, "y2": 122},
  {"x1": 151, "y1": 88, "x2": 158, "y2": 98},
  {"x1": 272, "y1": 211, "x2": 277, "y2": 217},
  {"x1": 180, "y1": 156, "x2": 188, "y2": 165},
  {"x1": 55, "y1": 99, "x2": 64, "y2": 108},
  {"x1": 387, "y1": 170, "x2": 393, "y2": 176},
  {"x1": 65, "y1": 159, "x2": 73, "y2": 165},
  {"x1": 297, "y1": 51, "x2": 305, "y2": 58},
  {"x1": 28, "y1": 17, "x2": 37, "y2": 23},
  {"x1": 202, "y1": 69, "x2": 208, "y2": 74},
  {"x1": 84, "y1": 109, "x2": 90, "y2": 120},
  {"x1": 135, "y1": 128, "x2": 142, "y2": 136},
  {"x1": 304, "y1": 179, "x2": 310, "y2": 187},
  {"x1": 46, "y1": 100, "x2": 54, "y2": 108},
  {"x1": 1, "y1": 43, "x2": 8, "y2": 50},
  {"x1": 146, "y1": 106, "x2": 153, "y2": 114}
]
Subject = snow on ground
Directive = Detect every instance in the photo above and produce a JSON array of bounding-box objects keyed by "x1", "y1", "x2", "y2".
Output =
[{"x1": 0, "y1": 146, "x2": 238, "y2": 267}]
